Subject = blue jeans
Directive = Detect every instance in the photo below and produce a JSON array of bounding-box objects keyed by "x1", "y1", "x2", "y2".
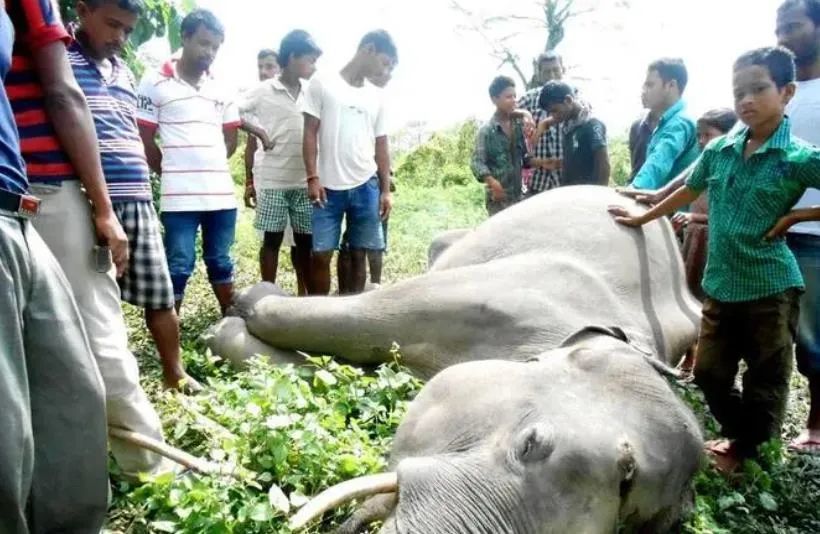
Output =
[
  {"x1": 788, "y1": 232, "x2": 820, "y2": 378},
  {"x1": 312, "y1": 177, "x2": 384, "y2": 252},
  {"x1": 160, "y1": 209, "x2": 237, "y2": 300}
]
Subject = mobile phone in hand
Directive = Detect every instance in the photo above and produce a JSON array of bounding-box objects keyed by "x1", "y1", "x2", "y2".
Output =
[{"x1": 93, "y1": 244, "x2": 112, "y2": 273}]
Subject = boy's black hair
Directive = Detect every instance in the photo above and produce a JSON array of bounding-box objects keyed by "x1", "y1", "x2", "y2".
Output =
[
  {"x1": 359, "y1": 30, "x2": 398, "y2": 62},
  {"x1": 181, "y1": 9, "x2": 224, "y2": 39},
  {"x1": 648, "y1": 57, "x2": 688, "y2": 94},
  {"x1": 257, "y1": 49, "x2": 279, "y2": 63},
  {"x1": 734, "y1": 46, "x2": 796, "y2": 89},
  {"x1": 279, "y1": 30, "x2": 322, "y2": 68},
  {"x1": 488, "y1": 75, "x2": 515, "y2": 99},
  {"x1": 698, "y1": 108, "x2": 738, "y2": 134},
  {"x1": 538, "y1": 80, "x2": 575, "y2": 109},
  {"x1": 778, "y1": 0, "x2": 820, "y2": 25},
  {"x1": 83, "y1": 0, "x2": 144, "y2": 14},
  {"x1": 537, "y1": 50, "x2": 562, "y2": 66}
]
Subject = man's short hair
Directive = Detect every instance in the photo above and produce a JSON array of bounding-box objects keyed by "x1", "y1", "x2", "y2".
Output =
[
  {"x1": 778, "y1": 0, "x2": 820, "y2": 25},
  {"x1": 279, "y1": 30, "x2": 322, "y2": 67},
  {"x1": 83, "y1": 0, "x2": 144, "y2": 14},
  {"x1": 698, "y1": 108, "x2": 738, "y2": 134},
  {"x1": 734, "y1": 46, "x2": 796, "y2": 89},
  {"x1": 257, "y1": 49, "x2": 278, "y2": 63},
  {"x1": 488, "y1": 75, "x2": 515, "y2": 99},
  {"x1": 538, "y1": 80, "x2": 574, "y2": 109},
  {"x1": 537, "y1": 51, "x2": 562, "y2": 66},
  {"x1": 359, "y1": 30, "x2": 398, "y2": 62},
  {"x1": 181, "y1": 9, "x2": 224, "y2": 39},
  {"x1": 648, "y1": 57, "x2": 689, "y2": 94}
]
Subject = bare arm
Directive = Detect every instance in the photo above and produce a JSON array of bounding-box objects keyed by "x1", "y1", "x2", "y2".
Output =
[
  {"x1": 375, "y1": 135, "x2": 392, "y2": 220},
  {"x1": 608, "y1": 185, "x2": 700, "y2": 227},
  {"x1": 223, "y1": 128, "x2": 238, "y2": 158},
  {"x1": 240, "y1": 119, "x2": 271, "y2": 150},
  {"x1": 767, "y1": 206, "x2": 820, "y2": 239},
  {"x1": 593, "y1": 147, "x2": 610, "y2": 186},
  {"x1": 303, "y1": 114, "x2": 320, "y2": 178},
  {"x1": 33, "y1": 40, "x2": 128, "y2": 273},
  {"x1": 244, "y1": 135, "x2": 257, "y2": 186},
  {"x1": 138, "y1": 123, "x2": 162, "y2": 175}
]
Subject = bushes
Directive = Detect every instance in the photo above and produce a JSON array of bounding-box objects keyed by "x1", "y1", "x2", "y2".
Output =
[{"x1": 394, "y1": 120, "x2": 479, "y2": 188}]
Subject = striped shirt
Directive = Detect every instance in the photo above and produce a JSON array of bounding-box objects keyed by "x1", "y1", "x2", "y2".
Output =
[
  {"x1": 5, "y1": 0, "x2": 76, "y2": 184},
  {"x1": 67, "y1": 39, "x2": 151, "y2": 202},
  {"x1": 686, "y1": 118, "x2": 820, "y2": 302},
  {"x1": 136, "y1": 60, "x2": 240, "y2": 212},
  {"x1": 239, "y1": 77, "x2": 306, "y2": 190}
]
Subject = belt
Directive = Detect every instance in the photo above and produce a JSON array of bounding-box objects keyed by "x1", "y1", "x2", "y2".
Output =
[{"x1": 0, "y1": 189, "x2": 41, "y2": 218}]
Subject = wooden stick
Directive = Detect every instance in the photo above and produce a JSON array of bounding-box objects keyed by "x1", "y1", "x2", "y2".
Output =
[{"x1": 108, "y1": 427, "x2": 254, "y2": 481}]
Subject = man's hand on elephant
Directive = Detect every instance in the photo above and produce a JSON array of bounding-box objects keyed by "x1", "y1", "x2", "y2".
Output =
[
  {"x1": 94, "y1": 211, "x2": 129, "y2": 277},
  {"x1": 380, "y1": 191, "x2": 393, "y2": 220},
  {"x1": 607, "y1": 205, "x2": 646, "y2": 227},
  {"x1": 616, "y1": 187, "x2": 658, "y2": 205},
  {"x1": 307, "y1": 176, "x2": 326, "y2": 208},
  {"x1": 485, "y1": 177, "x2": 506, "y2": 202}
]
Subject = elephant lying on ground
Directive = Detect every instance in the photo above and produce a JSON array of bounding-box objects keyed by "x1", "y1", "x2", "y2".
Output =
[
  {"x1": 205, "y1": 185, "x2": 701, "y2": 377},
  {"x1": 290, "y1": 326, "x2": 704, "y2": 533}
]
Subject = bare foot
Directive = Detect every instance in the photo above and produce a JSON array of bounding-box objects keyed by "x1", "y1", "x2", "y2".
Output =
[
  {"x1": 788, "y1": 429, "x2": 820, "y2": 454},
  {"x1": 704, "y1": 439, "x2": 732, "y2": 455},
  {"x1": 705, "y1": 440, "x2": 743, "y2": 474}
]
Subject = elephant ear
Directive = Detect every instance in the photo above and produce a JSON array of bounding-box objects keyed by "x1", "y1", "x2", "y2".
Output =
[{"x1": 559, "y1": 325, "x2": 653, "y2": 355}]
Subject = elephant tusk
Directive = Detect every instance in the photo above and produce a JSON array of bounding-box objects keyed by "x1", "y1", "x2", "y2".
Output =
[
  {"x1": 108, "y1": 426, "x2": 254, "y2": 481},
  {"x1": 288, "y1": 472, "x2": 398, "y2": 530}
]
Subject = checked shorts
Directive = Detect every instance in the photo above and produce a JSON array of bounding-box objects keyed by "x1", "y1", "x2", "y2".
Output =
[{"x1": 255, "y1": 188, "x2": 312, "y2": 234}]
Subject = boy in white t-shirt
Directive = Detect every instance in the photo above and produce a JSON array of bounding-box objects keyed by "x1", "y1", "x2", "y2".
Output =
[
  {"x1": 302, "y1": 30, "x2": 398, "y2": 295},
  {"x1": 240, "y1": 30, "x2": 322, "y2": 294}
]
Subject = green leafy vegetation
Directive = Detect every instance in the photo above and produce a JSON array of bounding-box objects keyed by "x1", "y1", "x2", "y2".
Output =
[{"x1": 112, "y1": 122, "x2": 818, "y2": 533}]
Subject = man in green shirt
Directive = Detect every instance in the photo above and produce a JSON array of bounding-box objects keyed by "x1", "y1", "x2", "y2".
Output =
[{"x1": 609, "y1": 46, "x2": 820, "y2": 472}]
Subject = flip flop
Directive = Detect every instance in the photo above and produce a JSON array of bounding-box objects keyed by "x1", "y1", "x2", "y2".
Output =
[{"x1": 788, "y1": 438, "x2": 820, "y2": 455}]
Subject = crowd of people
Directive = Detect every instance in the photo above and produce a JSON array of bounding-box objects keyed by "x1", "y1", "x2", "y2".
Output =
[
  {"x1": 470, "y1": 0, "x2": 820, "y2": 474},
  {"x1": 2, "y1": 0, "x2": 820, "y2": 530}
]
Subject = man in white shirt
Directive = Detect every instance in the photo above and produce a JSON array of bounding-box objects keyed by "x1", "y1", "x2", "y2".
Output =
[
  {"x1": 137, "y1": 9, "x2": 240, "y2": 315},
  {"x1": 777, "y1": 0, "x2": 820, "y2": 453},
  {"x1": 302, "y1": 30, "x2": 397, "y2": 295},
  {"x1": 240, "y1": 30, "x2": 322, "y2": 292}
]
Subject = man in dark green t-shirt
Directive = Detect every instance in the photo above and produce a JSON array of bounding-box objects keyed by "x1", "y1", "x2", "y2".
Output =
[{"x1": 539, "y1": 81, "x2": 610, "y2": 186}]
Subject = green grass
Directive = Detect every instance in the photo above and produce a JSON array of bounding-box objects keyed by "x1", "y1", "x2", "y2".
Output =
[{"x1": 112, "y1": 137, "x2": 818, "y2": 533}]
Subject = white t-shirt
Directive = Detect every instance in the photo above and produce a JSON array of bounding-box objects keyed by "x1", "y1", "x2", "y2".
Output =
[
  {"x1": 301, "y1": 73, "x2": 386, "y2": 190},
  {"x1": 137, "y1": 61, "x2": 240, "y2": 212},
  {"x1": 787, "y1": 78, "x2": 820, "y2": 236},
  {"x1": 240, "y1": 78, "x2": 306, "y2": 190}
]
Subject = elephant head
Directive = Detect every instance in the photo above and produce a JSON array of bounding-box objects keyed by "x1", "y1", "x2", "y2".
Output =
[{"x1": 290, "y1": 327, "x2": 703, "y2": 533}]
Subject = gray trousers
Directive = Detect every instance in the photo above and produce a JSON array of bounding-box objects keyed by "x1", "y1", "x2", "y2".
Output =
[{"x1": 0, "y1": 212, "x2": 108, "y2": 533}]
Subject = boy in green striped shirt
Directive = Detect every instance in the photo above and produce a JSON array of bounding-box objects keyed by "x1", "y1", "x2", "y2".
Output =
[{"x1": 609, "y1": 46, "x2": 820, "y2": 472}]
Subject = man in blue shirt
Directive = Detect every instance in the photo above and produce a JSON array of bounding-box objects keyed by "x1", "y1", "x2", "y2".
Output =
[
  {"x1": 631, "y1": 58, "x2": 699, "y2": 190},
  {"x1": 0, "y1": 6, "x2": 108, "y2": 532}
]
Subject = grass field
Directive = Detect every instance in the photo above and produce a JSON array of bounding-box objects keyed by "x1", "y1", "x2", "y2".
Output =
[{"x1": 111, "y1": 167, "x2": 819, "y2": 532}]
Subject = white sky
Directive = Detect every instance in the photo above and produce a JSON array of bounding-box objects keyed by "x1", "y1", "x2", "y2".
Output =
[{"x1": 179, "y1": 0, "x2": 784, "y2": 136}]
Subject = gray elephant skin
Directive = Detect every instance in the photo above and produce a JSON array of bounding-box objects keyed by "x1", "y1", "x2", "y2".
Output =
[
  {"x1": 205, "y1": 186, "x2": 701, "y2": 377},
  {"x1": 311, "y1": 327, "x2": 703, "y2": 534}
]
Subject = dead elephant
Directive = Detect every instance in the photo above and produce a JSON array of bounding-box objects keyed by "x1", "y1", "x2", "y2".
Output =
[
  {"x1": 291, "y1": 326, "x2": 704, "y2": 534},
  {"x1": 205, "y1": 186, "x2": 701, "y2": 377}
]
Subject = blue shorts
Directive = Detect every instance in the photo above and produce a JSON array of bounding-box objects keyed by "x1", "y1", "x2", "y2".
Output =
[
  {"x1": 312, "y1": 177, "x2": 384, "y2": 253},
  {"x1": 160, "y1": 209, "x2": 237, "y2": 300},
  {"x1": 788, "y1": 232, "x2": 820, "y2": 377}
]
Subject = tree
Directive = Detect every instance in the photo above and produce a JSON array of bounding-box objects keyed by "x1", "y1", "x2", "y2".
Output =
[
  {"x1": 450, "y1": 0, "x2": 603, "y2": 89},
  {"x1": 58, "y1": 0, "x2": 194, "y2": 76}
]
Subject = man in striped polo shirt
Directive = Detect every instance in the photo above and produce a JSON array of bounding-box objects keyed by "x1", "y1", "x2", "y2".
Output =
[
  {"x1": 0, "y1": 7, "x2": 108, "y2": 530},
  {"x1": 137, "y1": 9, "x2": 241, "y2": 315},
  {"x1": 69, "y1": 0, "x2": 200, "y2": 392},
  {"x1": 5, "y1": 0, "x2": 171, "y2": 479}
]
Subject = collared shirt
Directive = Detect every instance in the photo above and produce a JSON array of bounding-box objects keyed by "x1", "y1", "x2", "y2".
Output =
[
  {"x1": 786, "y1": 78, "x2": 820, "y2": 236},
  {"x1": 136, "y1": 60, "x2": 240, "y2": 212},
  {"x1": 471, "y1": 114, "x2": 530, "y2": 202},
  {"x1": 239, "y1": 77, "x2": 306, "y2": 190},
  {"x1": 0, "y1": 10, "x2": 27, "y2": 195},
  {"x1": 518, "y1": 86, "x2": 562, "y2": 193},
  {"x1": 628, "y1": 113, "x2": 654, "y2": 180},
  {"x1": 632, "y1": 99, "x2": 699, "y2": 190},
  {"x1": 68, "y1": 39, "x2": 151, "y2": 203},
  {"x1": 686, "y1": 118, "x2": 820, "y2": 302},
  {"x1": 5, "y1": 0, "x2": 76, "y2": 184}
]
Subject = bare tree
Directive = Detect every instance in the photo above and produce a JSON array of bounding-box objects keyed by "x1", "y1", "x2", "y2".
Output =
[{"x1": 450, "y1": 0, "x2": 593, "y2": 89}]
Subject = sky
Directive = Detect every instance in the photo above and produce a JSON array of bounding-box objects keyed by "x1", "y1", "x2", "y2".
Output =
[{"x1": 153, "y1": 0, "x2": 785, "y2": 136}]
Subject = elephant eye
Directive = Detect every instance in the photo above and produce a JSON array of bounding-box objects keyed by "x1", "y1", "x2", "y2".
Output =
[{"x1": 515, "y1": 424, "x2": 555, "y2": 464}]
